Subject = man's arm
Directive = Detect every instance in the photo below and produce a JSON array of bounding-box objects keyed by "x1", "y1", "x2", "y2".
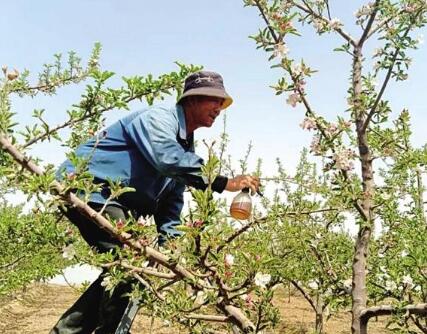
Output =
[
  {"x1": 124, "y1": 108, "x2": 228, "y2": 192},
  {"x1": 124, "y1": 107, "x2": 260, "y2": 194}
]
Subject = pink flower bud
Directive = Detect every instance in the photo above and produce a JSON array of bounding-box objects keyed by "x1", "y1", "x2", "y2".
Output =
[
  {"x1": 66, "y1": 172, "x2": 76, "y2": 180},
  {"x1": 193, "y1": 220, "x2": 204, "y2": 228},
  {"x1": 116, "y1": 219, "x2": 125, "y2": 229}
]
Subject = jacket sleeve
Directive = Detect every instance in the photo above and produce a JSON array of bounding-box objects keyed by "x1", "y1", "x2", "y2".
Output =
[
  {"x1": 124, "y1": 107, "x2": 227, "y2": 193},
  {"x1": 154, "y1": 182, "x2": 185, "y2": 245}
]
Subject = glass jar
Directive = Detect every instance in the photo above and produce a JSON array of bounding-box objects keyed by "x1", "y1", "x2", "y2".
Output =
[{"x1": 229, "y1": 188, "x2": 252, "y2": 220}]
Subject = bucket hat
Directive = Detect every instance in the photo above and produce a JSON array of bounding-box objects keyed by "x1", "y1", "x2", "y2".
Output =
[{"x1": 178, "y1": 71, "x2": 233, "y2": 109}]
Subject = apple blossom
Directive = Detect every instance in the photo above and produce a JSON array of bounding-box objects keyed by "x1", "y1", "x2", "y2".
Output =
[
  {"x1": 286, "y1": 92, "x2": 301, "y2": 107},
  {"x1": 273, "y1": 42, "x2": 289, "y2": 58},
  {"x1": 307, "y1": 280, "x2": 319, "y2": 290},
  {"x1": 329, "y1": 18, "x2": 343, "y2": 30},
  {"x1": 333, "y1": 149, "x2": 356, "y2": 171},
  {"x1": 254, "y1": 272, "x2": 271, "y2": 288},
  {"x1": 116, "y1": 218, "x2": 125, "y2": 229},
  {"x1": 62, "y1": 244, "x2": 76, "y2": 260},
  {"x1": 342, "y1": 279, "x2": 353, "y2": 294},
  {"x1": 402, "y1": 274, "x2": 414, "y2": 289},
  {"x1": 312, "y1": 19, "x2": 325, "y2": 33},
  {"x1": 354, "y1": 2, "x2": 374, "y2": 18},
  {"x1": 137, "y1": 216, "x2": 147, "y2": 226},
  {"x1": 100, "y1": 275, "x2": 114, "y2": 291},
  {"x1": 309, "y1": 135, "x2": 322, "y2": 155},
  {"x1": 291, "y1": 63, "x2": 303, "y2": 76},
  {"x1": 225, "y1": 254, "x2": 235, "y2": 267},
  {"x1": 404, "y1": 4, "x2": 417, "y2": 13},
  {"x1": 385, "y1": 280, "x2": 397, "y2": 292},
  {"x1": 324, "y1": 123, "x2": 339, "y2": 136},
  {"x1": 400, "y1": 250, "x2": 409, "y2": 257},
  {"x1": 300, "y1": 117, "x2": 317, "y2": 131}
]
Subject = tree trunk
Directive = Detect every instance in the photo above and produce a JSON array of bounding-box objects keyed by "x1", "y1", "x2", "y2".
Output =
[
  {"x1": 351, "y1": 46, "x2": 374, "y2": 334},
  {"x1": 315, "y1": 294, "x2": 324, "y2": 334}
]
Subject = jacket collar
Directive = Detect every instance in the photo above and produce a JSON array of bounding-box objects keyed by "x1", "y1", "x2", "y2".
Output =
[{"x1": 176, "y1": 104, "x2": 187, "y2": 140}]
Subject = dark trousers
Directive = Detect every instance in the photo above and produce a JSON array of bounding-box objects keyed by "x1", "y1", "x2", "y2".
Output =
[{"x1": 51, "y1": 204, "x2": 134, "y2": 334}]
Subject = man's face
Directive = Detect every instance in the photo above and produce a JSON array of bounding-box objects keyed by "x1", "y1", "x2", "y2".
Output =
[{"x1": 192, "y1": 96, "x2": 225, "y2": 128}]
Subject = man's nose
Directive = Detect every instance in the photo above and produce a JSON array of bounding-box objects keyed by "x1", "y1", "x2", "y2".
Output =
[{"x1": 213, "y1": 109, "x2": 222, "y2": 116}]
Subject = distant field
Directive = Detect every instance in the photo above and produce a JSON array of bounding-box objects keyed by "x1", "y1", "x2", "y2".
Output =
[{"x1": 0, "y1": 284, "x2": 406, "y2": 333}]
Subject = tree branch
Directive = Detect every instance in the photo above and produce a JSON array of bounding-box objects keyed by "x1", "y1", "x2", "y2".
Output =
[
  {"x1": 293, "y1": 1, "x2": 357, "y2": 47},
  {"x1": 291, "y1": 280, "x2": 316, "y2": 312},
  {"x1": 362, "y1": 25, "x2": 412, "y2": 133},
  {"x1": 184, "y1": 313, "x2": 229, "y2": 322},
  {"x1": 0, "y1": 132, "x2": 256, "y2": 332},
  {"x1": 360, "y1": 303, "x2": 427, "y2": 320},
  {"x1": 357, "y1": 0, "x2": 380, "y2": 47}
]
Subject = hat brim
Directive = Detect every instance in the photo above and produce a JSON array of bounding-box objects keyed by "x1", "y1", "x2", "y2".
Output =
[{"x1": 178, "y1": 87, "x2": 233, "y2": 110}]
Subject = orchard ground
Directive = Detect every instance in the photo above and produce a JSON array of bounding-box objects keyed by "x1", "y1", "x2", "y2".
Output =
[{"x1": 0, "y1": 284, "x2": 398, "y2": 334}]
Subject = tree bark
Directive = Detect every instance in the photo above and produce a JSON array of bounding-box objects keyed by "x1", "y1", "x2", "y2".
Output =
[{"x1": 351, "y1": 45, "x2": 374, "y2": 334}]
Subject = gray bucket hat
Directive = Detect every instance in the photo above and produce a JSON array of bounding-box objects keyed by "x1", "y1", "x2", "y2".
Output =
[{"x1": 178, "y1": 71, "x2": 233, "y2": 109}]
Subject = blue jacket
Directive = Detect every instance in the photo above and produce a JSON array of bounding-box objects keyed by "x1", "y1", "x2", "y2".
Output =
[{"x1": 57, "y1": 104, "x2": 227, "y2": 242}]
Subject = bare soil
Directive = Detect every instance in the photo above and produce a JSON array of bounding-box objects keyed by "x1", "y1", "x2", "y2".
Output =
[{"x1": 0, "y1": 284, "x2": 403, "y2": 333}]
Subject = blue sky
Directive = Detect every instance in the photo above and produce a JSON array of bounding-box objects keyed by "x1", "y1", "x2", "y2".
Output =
[{"x1": 1, "y1": 0, "x2": 427, "y2": 176}]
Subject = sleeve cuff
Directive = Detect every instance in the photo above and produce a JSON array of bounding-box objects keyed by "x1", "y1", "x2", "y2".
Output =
[{"x1": 211, "y1": 175, "x2": 228, "y2": 193}]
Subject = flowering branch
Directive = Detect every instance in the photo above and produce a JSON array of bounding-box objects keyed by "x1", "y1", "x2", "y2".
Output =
[
  {"x1": 133, "y1": 273, "x2": 166, "y2": 302},
  {"x1": 357, "y1": 0, "x2": 380, "y2": 47},
  {"x1": 22, "y1": 75, "x2": 192, "y2": 148},
  {"x1": 293, "y1": 1, "x2": 357, "y2": 46},
  {"x1": 362, "y1": 25, "x2": 413, "y2": 132}
]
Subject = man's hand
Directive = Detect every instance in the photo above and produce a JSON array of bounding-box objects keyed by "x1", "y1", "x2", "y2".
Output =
[{"x1": 225, "y1": 175, "x2": 260, "y2": 195}]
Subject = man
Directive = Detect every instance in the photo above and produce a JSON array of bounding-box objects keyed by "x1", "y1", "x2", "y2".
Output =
[{"x1": 51, "y1": 70, "x2": 260, "y2": 333}]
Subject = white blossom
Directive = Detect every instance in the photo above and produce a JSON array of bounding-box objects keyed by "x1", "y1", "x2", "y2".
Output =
[
  {"x1": 254, "y1": 272, "x2": 271, "y2": 288},
  {"x1": 329, "y1": 18, "x2": 343, "y2": 30},
  {"x1": 312, "y1": 19, "x2": 325, "y2": 33},
  {"x1": 240, "y1": 294, "x2": 248, "y2": 300},
  {"x1": 273, "y1": 42, "x2": 289, "y2": 58},
  {"x1": 225, "y1": 254, "x2": 235, "y2": 267},
  {"x1": 402, "y1": 274, "x2": 414, "y2": 289},
  {"x1": 333, "y1": 149, "x2": 356, "y2": 171},
  {"x1": 307, "y1": 280, "x2": 319, "y2": 290},
  {"x1": 286, "y1": 92, "x2": 301, "y2": 107},
  {"x1": 325, "y1": 123, "x2": 339, "y2": 137},
  {"x1": 401, "y1": 250, "x2": 409, "y2": 257},
  {"x1": 354, "y1": 2, "x2": 374, "y2": 18},
  {"x1": 291, "y1": 63, "x2": 303, "y2": 76},
  {"x1": 62, "y1": 244, "x2": 76, "y2": 260},
  {"x1": 300, "y1": 117, "x2": 317, "y2": 131},
  {"x1": 385, "y1": 280, "x2": 397, "y2": 291},
  {"x1": 310, "y1": 135, "x2": 322, "y2": 155},
  {"x1": 342, "y1": 279, "x2": 353, "y2": 294},
  {"x1": 100, "y1": 275, "x2": 114, "y2": 291},
  {"x1": 416, "y1": 34, "x2": 424, "y2": 45}
]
